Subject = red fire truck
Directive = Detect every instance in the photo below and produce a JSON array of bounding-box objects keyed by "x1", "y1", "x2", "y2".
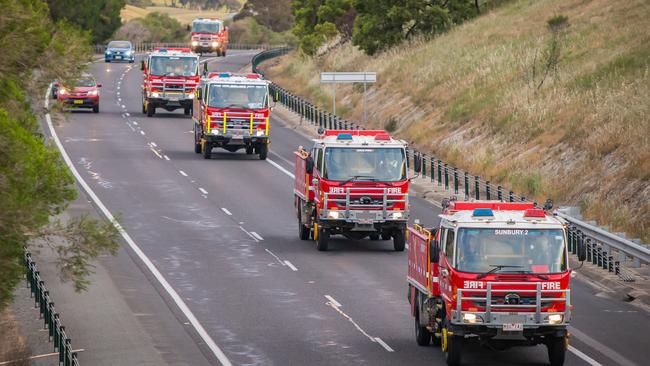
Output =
[
  {"x1": 192, "y1": 72, "x2": 270, "y2": 159},
  {"x1": 190, "y1": 18, "x2": 229, "y2": 56},
  {"x1": 294, "y1": 130, "x2": 410, "y2": 251},
  {"x1": 407, "y1": 200, "x2": 582, "y2": 366},
  {"x1": 141, "y1": 48, "x2": 200, "y2": 117}
]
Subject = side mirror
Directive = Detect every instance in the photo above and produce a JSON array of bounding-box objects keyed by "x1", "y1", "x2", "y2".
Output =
[
  {"x1": 97, "y1": 84, "x2": 102, "y2": 88},
  {"x1": 430, "y1": 240, "x2": 440, "y2": 263},
  {"x1": 203, "y1": 62, "x2": 208, "y2": 73},
  {"x1": 577, "y1": 237, "x2": 587, "y2": 261},
  {"x1": 306, "y1": 156, "x2": 314, "y2": 174},
  {"x1": 196, "y1": 88, "x2": 202, "y2": 99},
  {"x1": 140, "y1": 60, "x2": 145, "y2": 71}
]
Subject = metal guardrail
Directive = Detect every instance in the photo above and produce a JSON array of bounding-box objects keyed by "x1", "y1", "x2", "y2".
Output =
[
  {"x1": 24, "y1": 251, "x2": 80, "y2": 366},
  {"x1": 254, "y1": 47, "x2": 649, "y2": 281},
  {"x1": 93, "y1": 43, "x2": 284, "y2": 54}
]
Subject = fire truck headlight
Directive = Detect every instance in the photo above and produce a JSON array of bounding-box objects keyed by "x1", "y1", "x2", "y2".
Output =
[
  {"x1": 192, "y1": 41, "x2": 199, "y2": 46},
  {"x1": 151, "y1": 92, "x2": 159, "y2": 98},
  {"x1": 392, "y1": 212, "x2": 403, "y2": 219},
  {"x1": 188, "y1": 92, "x2": 195, "y2": 99},
  {"x1": 327, "y1": 211, "x2": 340, "y2": 219},
  {"x1": 548, "y1": 314, "x2": 563, "y2": 324},
  {"x1": 256, "y1": 130, "x2": 265, "y2": 136},
  {"x1": 462, "y1": 313, "x2": 482, "y2": 324},
  {"x1": 212, "y1": 41, "x2": 219, "y2": 48}
]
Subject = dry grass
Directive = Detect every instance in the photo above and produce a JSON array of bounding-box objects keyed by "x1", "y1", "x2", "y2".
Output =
[
  {"x1": 121, "y1": 4, "x2": 234, "y2": 25},
  {"x1": 264, "y1": 0, "x2": 650, "y2": 242},
  {"x1": 0, "y1": 308, "x2": 30, "y2": 365}
]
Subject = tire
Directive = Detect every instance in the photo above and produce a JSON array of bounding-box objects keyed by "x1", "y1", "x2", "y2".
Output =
[
  {"x1": 258, "y1": 143, "x2": 268, "y2": 160},
  {"x1": 142, "y1": 95, "x2": 146, "y2": 114},
  {"x1": 415, "y1": 307, "x2": 432, "y2": 346},
  {"x1": 381, "y1": 232, "x2": 391, "y2": 240},
  {"x1": 547, "y1": 336, "x2": 567, "y2": 366},
  {"x1": 129, "y1": 59, "x2": 134, "y2": 63},
  {"x1": 184, "y1": 107, "x2": 191, "y2": 116},
  {"x1": 369, "y1": 233, "x2": 380, "y2": 241},
  {"x1": 316, "y1": 227, "x2": 329, "y2": 251},
  {"x1": 93, "y1": 105, "x2": 99, "y2": 113},
  {"x1": 393, "y1": 229, "x2": 406, "y2": 251},
  {"x1": 222, "y1": 49, "x2": 226, "y2": 57},
  {"x1": 146, "y1": 102, "x2": 155, "y2": 117},
  {"x1": 298, "y1": 207, "x2": 310, "y2": 240},
  {"x1": 245, "y1": 146, "x2": 254, "y2": 155},
  {"x1": 442, "y1": 320, "x2": 463, "y2": 366},
  {"x1": 202, "y1": 142, "x2": 212, "y2": 159},
  {"x1": 105, "y1": 59, "x2": 110, "y2": 63},
  {"x1": 194, "y1": 126, "x2": 202, "y2": 154}
]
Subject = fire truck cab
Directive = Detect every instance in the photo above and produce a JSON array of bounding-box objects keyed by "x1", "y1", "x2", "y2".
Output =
[
  {"x1": 141, "y1": 48, "x2": 200, "y2": 117},
  {"x1": 191, "y1": 18, "x2": 228, "y2": 56},
  {"x1": 193, "y1": 72, "x2": 271, "y2": 159},
  {"x1": 294, "y1": 130, "x2": 410, "y2": 251},
  {"x1": 407, "y1": 200, "x2": 576, "y2": 366}
]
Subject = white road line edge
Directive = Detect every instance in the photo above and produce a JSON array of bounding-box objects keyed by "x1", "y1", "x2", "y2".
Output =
[
  {"x1": 568, "y1": 346, "x2": 603, "y2": 366},
  {"x1": 284, "y1": 260, "x2": 298, "y2": 271},
  {"x1": 221, "y1": 207, "x2": 232, "y2": 216},
  {"x1": 43, "y1": 84, "x2": 232, "y2": 366},
  {"x1": 374, "y1": 337, "x2": 394, "y2": 352},
  {"x1": 266, "y1": 158, "x2": 294, "y2": 179},
  {"x1": 250, "y1": 232, "x2": 264, "y2": 241},
  {"x1": 140, "y1": 130, "x2": 145, "y2": 135},
  {"x1": 163, "y1": 155, "x2": 170, "y2": 161},
  {"x1": 324, "y1": 295, "x2": 342, "y2": 308},
  {"x1": 199, "y1": 188, "x2": 208, "y2": 195},
  {"x1": 149, "y1": 147, "x2": 163, "y2": 159},
  {"x1": 179, "y1": 170, "x2": 188, "y2": 177}
]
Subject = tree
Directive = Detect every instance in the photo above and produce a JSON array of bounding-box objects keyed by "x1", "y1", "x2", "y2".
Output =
[
  {"x1": 46, "y1": 0, "x2": 126, "y2": 43},
  {"x1": 235, "y1": 0, "x2": 294, "y2": 33},
  {"x1": 291, "y1": 0, "x2": 354, "y2": 55},
  {"x1": 352, "y1": 0, "x2": 479, "y2": 55}
]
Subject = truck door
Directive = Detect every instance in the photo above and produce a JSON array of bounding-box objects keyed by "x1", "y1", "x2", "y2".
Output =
[{"x1": 439, "y1": 225, "x2": 456, "y2": 307}]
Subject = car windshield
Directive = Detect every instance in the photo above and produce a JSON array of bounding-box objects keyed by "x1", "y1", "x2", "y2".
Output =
[
  {"x1": 76, "y1": 78, "x2": 96, "y2": 87},
  {"x1": 207, "y1": 84, "x2": 268, "y2": 109},
  {"x1": 192, "y1": 21, "x2": 221, "y2": 33},
  {"x1": 149, "y1": 56, "x2": 198, "y2": 77},
  {"x1": 455, "y1": 228, "x2": 567, "y2": 274},
  {"x1": 108, "y1": 41, "x2": 131, "y2": 49},
  {"x1": 323, "y1": 147, "x2": 406, "y2": 182}
]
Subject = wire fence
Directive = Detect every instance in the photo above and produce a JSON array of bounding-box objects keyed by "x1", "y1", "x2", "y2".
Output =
[
  {"x1": 24, "y1": 251, "x2": 80, "y2": 366},
  {"x1": 253, "y1": 47, "x2": 650, "y2": 281},
  {"x1": 93, "y1": 43, "x2": 284, "y2": 54}
]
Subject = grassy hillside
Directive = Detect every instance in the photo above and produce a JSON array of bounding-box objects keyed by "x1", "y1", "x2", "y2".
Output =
[
  {"x1": 121, "y1": 4, "x2": 238, "y2": 25},
  {"x1": 264, "y1": 0, "x2": 650, "y2": 242}
]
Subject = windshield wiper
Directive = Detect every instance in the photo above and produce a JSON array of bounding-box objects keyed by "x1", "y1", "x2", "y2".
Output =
[
  {"x1": 476, "y1": 264, "x2": 523, "y2": 280},
  {"x1": 341, "y1": 175, "x2": 377, "y2": 185},
  {"x1": 515, "y1": 271, "x2": 549, "y2": 280}
]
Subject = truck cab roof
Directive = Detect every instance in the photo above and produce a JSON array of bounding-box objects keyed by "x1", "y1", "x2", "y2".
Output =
[
  {"x1": 313, "y1": 130, "x2": 406, "y2": 148},
  {"x1": 439, "y1": 202, "x2": 565, "y2": 229}
]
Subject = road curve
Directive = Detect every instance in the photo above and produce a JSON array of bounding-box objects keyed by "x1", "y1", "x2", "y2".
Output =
[{"x1": 48, "y1": 50, "x2": 650, "y2": 366}]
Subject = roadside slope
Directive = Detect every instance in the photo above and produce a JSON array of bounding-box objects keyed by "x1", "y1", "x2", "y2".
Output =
[{"x1": 263, "y1": 0, "x2": 650, "y2": 242}]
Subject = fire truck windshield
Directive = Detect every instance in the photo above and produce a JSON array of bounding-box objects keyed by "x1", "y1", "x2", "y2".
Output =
[
  {"x1": 149, "y1": 56, "x2": 198, "y2": 77},
  {"x1": 192, "y1": 21, "x2": 221, "y2": 33},
  {"x1": 455, "y1": 228, "x2": 567, "y2": 274},
  {"x1": 323, "y1": 147, "x2": 406, "y2": 182},
  {"x1": 207, "y1": 84, "x2": 268, "y2": 109}
]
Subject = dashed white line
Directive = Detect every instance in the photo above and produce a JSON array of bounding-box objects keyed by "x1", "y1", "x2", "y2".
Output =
[
  {"x1": 125, "y1": 112, "x2": 130, "y2": 117},
  {"x1": 250, "y1": 231, "x2": 264, "y2": 241},
  {"x1": 374, "y1": 338, "x2": 394, "y2": 352},
  {"x1": 267, "y1": 158, "x2": 295, "y2": 179},
  {"x1": 150, "y1": 148, "x2": 163, "y2": 159},
  {"x1": 126, "y1": 123, "x2": 136, "y2": 131},
  {"x1": 568, "y1": 346, "x2": 603, "y2": 366},
  {"x1": 140, "y1": 130, "x2": 145, "y2": 135},
  {"x1": 240, "y1": 226, "x2": 259, "y2": 242},
  {"x1": 284, "y1": 260, "x2": 298, "y2": 271},
  {"x1": 121, "y1": 104, "x2": 126, "y2": 109},
  {"x1": 163, "y1": 155, "x2": 170, "y2": 161},
  {"x1": 324, "y1": 295, "x2": 342, "y2": 308},
  {"x1": 221, "y1": 207, "x2": 232, "y2": 216},
  {"x1": 198, "y1": 187, "x2": 208, "y2": 195},
  {"x1": 179, "y1": 170, "x2": 188, "y2": 177}
]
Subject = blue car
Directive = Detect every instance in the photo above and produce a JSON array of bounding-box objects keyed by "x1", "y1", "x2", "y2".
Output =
[{"x1": 105, "y1": 40, "x2": 135, "y2": 63}]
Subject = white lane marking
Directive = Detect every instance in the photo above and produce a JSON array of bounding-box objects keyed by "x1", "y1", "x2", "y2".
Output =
[
  {"x1": 140, "y1": 130, "x2": 145, "y2": 135},
  {"x1": 569, "y1": 326, "x2": 635, "y2": 366},
  {"x1": 250, "y1": 232, "x2": 264, "y2": 241},
  {"x1": 324, "y1": 295, "x2": 342, "y2": 308},
  {"x1": 125, "y1": 113, "x2": 130, "y2": 117},
  {"x1": 267, "y1": 158, "x2": 294, "y2": 179},
  {"x1": 150, "y1": 147, "x2": 163, "y2": 159},
  {"x1": 240, "y1": 226, "x2": 259, "y2": 242},
  {"x1": 198, "y1": 187, "x2": 208, "y2": 195},
  {"x1": 284, "y1": 260, "x2": 298, "y2": 271},
  {"x1": 121, "y1": 104, "x2": 126, "y2": 109},
  {"x1": 118, "y1": 98, "x2": 122, "y2": 102},
  {"x1": 374, "y1": 337, "x2": 394, "y2": 352},
  {"x1": 163, "y1": 155, "x2": 170, "y2": 161},
  {"x1": 132, "y1": 121, "x2": 138, "y2": 126},
  {"x1": 147, "y1": 139, "x2": 153, "y2": 145},
  {"x1": 126, "y1": 123, "x2": 136, "y2": 131},
  {"x1": 568, "y1": 346, "x2": 603, "y2": 366},
  {"x1": 43, "y1": 84, "x2": 233, "y2": 366},
  {"x1": 264, "y1": 249, "x2": 285, "y2": 266},
  {"x1": 221, "y1": 207, "x2": 232, "y2": 216},
  {"x1": 269, "y1": 150, "x2": 295, "y2": 167},
  {"x1": 179, "y1": 170, "x2": 188, "y2": 177}
]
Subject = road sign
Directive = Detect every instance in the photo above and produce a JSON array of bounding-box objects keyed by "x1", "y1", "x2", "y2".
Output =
[{"x1": 320, "y1": 72, "x2": 377, "y2": 121}]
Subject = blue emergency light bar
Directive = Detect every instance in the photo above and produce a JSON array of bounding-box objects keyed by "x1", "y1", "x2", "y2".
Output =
[
  {"x1": 472, "y1": 208, "x2": 494, "y2": 217},
  {"x1": 219, "y1": 72, "x2": 231, "y2": 77},
  {"x1": 337, "y1": 133, "x2": 353, "y2": 141}
]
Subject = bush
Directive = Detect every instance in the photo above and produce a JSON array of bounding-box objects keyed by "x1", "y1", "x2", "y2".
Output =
[
  {"x1": 114, "y1": 12, "x2": 188, "y2": 43},
  {"x1": 228, "y1": 17, "x2": 295, "y2": 45}
]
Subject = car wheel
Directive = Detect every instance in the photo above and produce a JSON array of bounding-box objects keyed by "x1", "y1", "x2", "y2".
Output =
[{"x1": 93, "y1": 105, "x2": 99, "y2": 113}]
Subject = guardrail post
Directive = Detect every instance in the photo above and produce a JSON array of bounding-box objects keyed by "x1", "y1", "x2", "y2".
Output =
[
  {"x1": 497, "y1": 186, "x2": 503, "y2": 201},
  {"x1": 453, "y1": 168, "x2": 459, "y2": 194},
  {"x1": 474, "y1": 176, "x2": 480, "y2": 200},
  {"x1": 437, "y1": 160, "x2": 442, "y2": 186},
  {"x1": 422, "y1": 155, "x2": 427, "y2": 177},
  {"x1": 486, "y1": 182, "x2": 491, "y2": 200},
  {"x1": 509, "y1": 191, "x2": 514, "y2": 202},
  {"x1": 444, "y1": 164, "x2": 449, "y2": 190},
  {"x1": 430, "y1": 159, "x2": 435, "y2": 182},
  {"x1": 464, "y1": 172, "x2": 469, "y2": 199}
]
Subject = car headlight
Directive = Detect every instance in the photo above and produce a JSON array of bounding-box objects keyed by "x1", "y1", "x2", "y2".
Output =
[
  {"x1": 58, "y1": 87, "x2": 67, "y2": 95},
  {"x1": 88, "y1": 90, "x2": 98, "y2": 96},
  {"x1": 212, "y1": 41, "x2": 219, "y2": 47},
  {"x1": 327, "y1": 211, "x2": 340, "y2": 219},
  {"x1": 462, "y1": 313, "x2": 483, "y2": 324},
  {"x1": 192, "y1": 41, "x2": 199, "y2": 46},
  {"x1": 105, "y1": 50, "x2": 112, "y2": 55},
  {"x1": 125, "y1": 50, "x2": 132, "y2": 56},
  {"x1": 151, "y1": 92, "x2": 159, "y2": 98},
  {"x1": 548, "y1": 314, "x2": 563, "y2": 324},
  {"x1": 392, "y1": 212, "x2": 403, "y2": 219}
]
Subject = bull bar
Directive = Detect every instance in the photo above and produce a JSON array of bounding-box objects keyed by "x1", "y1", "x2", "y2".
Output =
[
  {"x1": 148, "y1": 78, "x2": 197, "y2": 101},
  {"x1": 321, "y1": 187, "x2": 409, "y2": 223},
  {"x1": 206, "y1": 111, "x2": 269, "y2": 137}
]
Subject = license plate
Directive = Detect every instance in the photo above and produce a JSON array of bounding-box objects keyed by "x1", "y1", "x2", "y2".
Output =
[
  {"x1": 201, "y1": 43, "x2": 209, "y2": 46},
  {"x1": 116, "y1": 56, "x2": 122, "y2": 59},
  {"x1": 74, "y1": 100, "x2": 83, "y2": 104},
  {"x1": 503, "y1": 323, "x2": 523, "y2": 331},
  {"x1": 231, "y1": 134, "x2": 243, "y2": 140}
]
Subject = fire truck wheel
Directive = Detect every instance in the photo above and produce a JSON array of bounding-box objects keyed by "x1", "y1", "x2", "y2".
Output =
[
  {"x1": 316, "y1": 228, "x2": 329, "y2": 251},
  {"x1": 194, "y1": 130, "x2": 202, "y2": 154},
  {"x1": 142, "y1": 101, "x2": 146, "y2": 114},
  {"x1": 369, "y1": 233, "x2": 380, "y2": 241},
  {"x1": 442, "y1": 320, "x2": 463, "y2": 366},
  {"x1": 393, "y1": 229, "x2": 406, "y2": 251},
  {"x1": 222, "y1": 49, "x2": 226, "y2": 57},
  {"x1": 547, "y1": 335, "x2": 567, "y2": 366},
  {"x1": 415, "y1": 308, "x2": 432, "y2": 346},
  {"x1": 184, "y1": 107, "x2": 191, "y2": 116},
  {"x1": 258, "y1": 144, "x2": 268, "y2": 160},
  {"x1": 381, "y1": 232, "x2": 391, "y2": 240},
  {"x1": 298, "y1": 219, "x2": 310, "y2": 240},
  {"x1": 146, "y1": 102, "x2": 155, "y2": 117},
  {"x1": 245, "y1": 146, "x2": 254, "y2": 155},
  {"x1": 202, "y1": 142, "x2": 212, "y2": 159}
]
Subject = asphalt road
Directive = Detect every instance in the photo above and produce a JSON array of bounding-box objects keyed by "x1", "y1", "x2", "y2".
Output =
[{"x1": 49, "y1": 50, "x2": 650, "y2": 366}]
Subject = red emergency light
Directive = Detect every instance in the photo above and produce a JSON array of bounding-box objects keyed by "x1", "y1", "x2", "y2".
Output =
[
  {"x1": 523, "y1": 208, "x2": 546, "y2": 218},
  {"x1": 246, "y1": 73, "x2": 261, "y2": 79},
  {"x1": 450, "y1": 201, "x2": 535, "y2": 211},
  {"x1": 323, "y1": 130, "x2": 392, "y2": 138}
]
